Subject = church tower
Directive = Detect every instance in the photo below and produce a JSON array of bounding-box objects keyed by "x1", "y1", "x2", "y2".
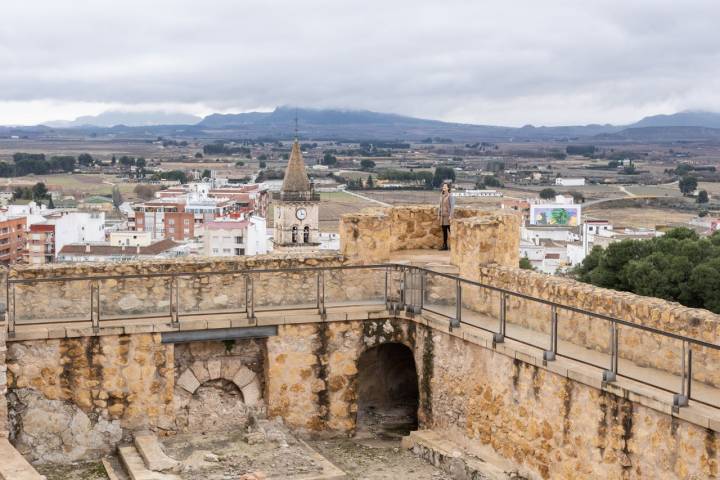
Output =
[{"x1": 272, "y1": 140, "x2": 320, "y2": 251}]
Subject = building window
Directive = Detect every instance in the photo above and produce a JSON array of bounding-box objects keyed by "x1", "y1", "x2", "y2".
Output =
[
  {"x1": 235, "y1": 248, "x2": 245, "y2": 255},
  {"x1": 184, "y1": 219, "x2": 190, "y2": 225},
  {"x1": 291, "y1": 226, "x2": 298, "y2": 243},
  {"x1": 303, "y1": 225, "x2": 310, "y2": 243},
  {"x1": 222, "y1": 248, "x2": 231, "y2": 254},
  {"x1": 168, "y1": 219, "x2": 175, "y2": 225},
  {"x1": 235, "y1": 236, "x2": 243, "y2": 244},
  {"x1": 212, "y1": 248, "x2": 219, "y2": 254}
]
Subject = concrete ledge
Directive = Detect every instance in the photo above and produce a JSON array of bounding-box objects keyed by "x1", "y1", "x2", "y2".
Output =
[{"x1": 0, "y1": 438, "x2": 45, "y2": 480}]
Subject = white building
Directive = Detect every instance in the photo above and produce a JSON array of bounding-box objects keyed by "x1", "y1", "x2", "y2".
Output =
[
  {"x1": 555, "y1": 178, "x2": 586, "y2": 186},
  {"x1": 204, "y1": 216, "x2": 268, "y2": 257},
  {"x1": 110, "y1": 230, "x2": 153, "y2": 247}
]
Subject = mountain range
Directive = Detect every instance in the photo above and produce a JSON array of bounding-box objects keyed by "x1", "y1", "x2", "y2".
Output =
[{"x1": 3, "y1": 107, "x2": 720, "y2": 142}]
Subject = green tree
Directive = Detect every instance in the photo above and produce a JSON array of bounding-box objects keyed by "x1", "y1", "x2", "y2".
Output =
[
  {"x1": 360, "y1": 159, "x2": 376, "y2": 171},
  {"x1": 112, "y1": 186, "x2": 123, "y2": 209},
  {"x1": 366, "y1": 175, "x2": 374, "y2": 188},
  {"x1": 259, "y1": 160, "x2": 267, "y2": 169},
  {"x1": 539, "y1": 188, "x2": 557, "y2": 200},
  {"x1": 519, "y1": 257, "x2": 534, "y2": 270},
  {"x1": 32, "y1": 182, "x2": 49, "y2": 201},
  {"x1": 201, "y1": 169, "x2": 212, "y2": 179},
  {"x1": 47, "y1": 196, "x2": 55, "y2": 209},
  {"x1": 322, "y1": 152, "x2": 338, "y2": 166},
  {"x1": 679, "y1": 176, "x2": 698, "y2": 196},
  {"x1": 78, "y1": 153, "x2": 94, "y2": 166},
  {"x1": 432, "y1": 166, "x2": 455, "y2": 188},
  {"x1": 697, "y1": 190, "x2": 709, "y2": 204},
  {"x1": 195, "y1": 152, "x2": 203, "y2": 159}
]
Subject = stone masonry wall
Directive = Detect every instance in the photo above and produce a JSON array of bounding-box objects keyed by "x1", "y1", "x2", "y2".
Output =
[
  {"x1": 461, "y1": 266, "x2": 720, "y2": 389},
  {"x1": 266, "y1": 319, "x2": 432, "y2": 434},
  {"x1": 0, "y1": 315, "x2": 7, "y2": 438},
  {"x1": 429, "y1": 326, "x2": 719, "y2": 480},
  {"x1": 6, "y1": 333, "x2": 174, "y2": 463},
  {"x1": 7, "y1": 253, "x2": 348, "y2": 322},
  {"x1": 266, "y1": 319, "x2": 719, "y2": 479},
  {"x1": 340, "y1": 205, "x2": 520, "y2": 266}
]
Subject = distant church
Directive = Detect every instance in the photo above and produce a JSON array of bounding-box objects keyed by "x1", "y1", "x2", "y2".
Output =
[{"x1": 272, "y1": 139, "x2": 320, "y2": 252}]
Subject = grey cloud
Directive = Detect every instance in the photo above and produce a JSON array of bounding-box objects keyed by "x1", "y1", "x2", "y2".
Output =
[{"x1": 1, "y1": 0, "x2": 720, "y2": 125}]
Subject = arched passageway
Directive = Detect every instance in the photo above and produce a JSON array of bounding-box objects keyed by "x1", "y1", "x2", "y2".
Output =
[{"x1": 356, "y1": 343, "x2": 419, "y2": 439}]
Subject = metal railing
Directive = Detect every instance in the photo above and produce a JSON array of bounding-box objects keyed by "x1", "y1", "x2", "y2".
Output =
[{"x1": 4, "y1": 263, "x2": 720, "y2": 411}]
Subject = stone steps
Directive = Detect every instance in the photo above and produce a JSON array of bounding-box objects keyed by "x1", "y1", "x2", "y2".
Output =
[
  {"x1": 401, "y1": 430, "x2": 527, "y2": 480},
  {"x1": 118, "y1": 443, "x2": 180, "y2": 480},
  {"x1": 0, "y1": 438, "x2": 46, "y2": 480},
  {"x1": 134, "y1": 432, "x2": 181, "y2": 472}
]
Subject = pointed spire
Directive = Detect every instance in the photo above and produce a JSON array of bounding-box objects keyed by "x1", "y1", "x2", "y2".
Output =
[{"x1": 281, "y1": 140, "x2": 312, "y2": 193}]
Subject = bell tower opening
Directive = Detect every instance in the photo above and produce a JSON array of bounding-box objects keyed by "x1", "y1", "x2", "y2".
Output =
[{"x1": 356, "y1": 343, "x2": 419, "y2": 440}]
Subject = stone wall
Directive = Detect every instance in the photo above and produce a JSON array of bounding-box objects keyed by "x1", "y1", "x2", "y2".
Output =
[
  {"x1": 464, "y1": 266, "x2": 720, "y2": 388},
  {"x1": 5, "y1": 333, "x2": 174, "y2": 463},
  {"x1": 428, "y1": 325, "x2": 719, "y2": 480},
  {"x1": 173, "y1": 340, "x2": 265, "y2": 433},
  {"x1": 267, "y1": 319, "x2": 718, "y2": 479},
  {"x1": 0, "y1": 315, "x2": 7, "y2": 438},
  {"x1": 266, "y1": 319, "x2": 432, "y2": 434},
  {"x1": 339, "y1": 205, "x2": 520, "y2": 267},
  {"x1": 7, "y1": 253, "x2": 350, "y2": 322}
]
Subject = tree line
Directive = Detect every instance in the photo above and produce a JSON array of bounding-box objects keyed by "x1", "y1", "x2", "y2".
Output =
[{"x1": 572, "y1": 228, "x2": 720, "y2": 313}]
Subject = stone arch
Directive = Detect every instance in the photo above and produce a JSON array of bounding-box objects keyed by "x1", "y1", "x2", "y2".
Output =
[
  {"x1": 355, "y1": 342, "x2": 419, "y2": 438},
  {"x1": 175, "y1": 357, "x2": 261, "y2": 406}
]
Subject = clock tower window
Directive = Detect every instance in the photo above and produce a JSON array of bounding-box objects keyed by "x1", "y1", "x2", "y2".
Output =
[
  {"x1": 291, "y1": 225, "x2": 298, "y2": 243},
  {"x1": 303, "y1": 225, "x2": 310, "y2": 243}
]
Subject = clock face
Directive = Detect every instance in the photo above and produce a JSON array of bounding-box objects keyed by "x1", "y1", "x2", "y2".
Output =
[{"x1": 296, "y1": 208, "x2": 307, "y2": 220}]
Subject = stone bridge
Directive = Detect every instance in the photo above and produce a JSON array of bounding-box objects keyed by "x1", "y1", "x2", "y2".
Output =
[{"x1": 0, "y1": 206, "x2": 718, "y2": 479}]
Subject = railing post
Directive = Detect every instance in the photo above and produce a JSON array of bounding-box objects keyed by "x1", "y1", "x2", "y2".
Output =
[
  {"x1": 493, "y1": 292, "x2": 506, "y2": 344},
  {"x1": 673, "y1": 341, "x2": 692, "y2": 409},
  {"x1": 6, "y1": 275, "x2": 14, "y2": 337},
  {"x1": 317, "y1": 269, "x2": 326, "y2": 318},
  {"x1": 603, "y1": 320, "x2": 618, "y2": 382},
  {"x1": 451, "y1": 278, "x2": 461, "y2": 329},
  {"x1": 170, "y1": 275, "x2": 179, "y2": 327},
  {"x1": 245, "y1": 274, "x2": 255, "y2": 322},
  {"x1": 91, "y1": 280, "x2": 100, "y2": 333},
  {"x1": 384, "y1": 266, "x2": 389, "y2": 309},
  {"x1": 544, "y1": 305, "x2": 558, "y2": 362}
]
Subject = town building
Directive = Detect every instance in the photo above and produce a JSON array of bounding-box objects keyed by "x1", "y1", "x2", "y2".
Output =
[
  {"x1": 203, "y1": 217, "x2": 268, "y2": 257},
  {"x1": 555, "y1": 177, "x2": 586, "y2": 186},
  {"x1": 0, "y1": 215, "x2": 27, "y2": 265},
  {"x1": 272, "y1": 140, "x2": 320, "y2": 252},
  {"x1": 26, "y1": 212, "x2": 105, "y2": 264},
  {"x1": 57, "y1": 238, "x2": 182, "y2": 263},
  {"x1": 110, "y1": 230, "x2": 153, "y2": 247}
]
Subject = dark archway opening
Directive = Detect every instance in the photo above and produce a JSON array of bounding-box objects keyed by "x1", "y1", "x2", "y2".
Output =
[{"x1": 356, "y1": 343, "x2": 419, "y2": 440}]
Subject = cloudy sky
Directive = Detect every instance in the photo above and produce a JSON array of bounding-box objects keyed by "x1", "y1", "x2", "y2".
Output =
[{"x1": 2, "y1": 0, "x2": 720, "y2": 126}]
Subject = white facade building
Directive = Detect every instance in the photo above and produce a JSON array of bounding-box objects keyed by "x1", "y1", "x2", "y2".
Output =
[
  {"x1": 555, "y1": 178, "x2": 586, "y2": 186},
  {"x1": 110, "y1": 230, "x2": 153, "y2": 247},
  {"x1": 204, "y1": 216, "x2": 268, "y2": 257}
]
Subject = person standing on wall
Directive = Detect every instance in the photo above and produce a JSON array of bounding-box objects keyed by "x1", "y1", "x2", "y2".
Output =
[{"x1": 439, "y1": 182, "x2": 455, "y2": 250}]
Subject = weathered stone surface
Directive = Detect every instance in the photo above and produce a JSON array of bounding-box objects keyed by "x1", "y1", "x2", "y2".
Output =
[
  {"x1": 176, "y1": 369, "x2": 200, "y2": 395},
  {"x1": 232, "y1": 366, "x2": 256, "y2": 389},
  {"x1": 10, "y1": 388, "x2": 123, "y2": 463},
  {"x1": 241, "y1": 378, "x2": 262, "y2": 406},
  {"x1": 5, "y1": 334, "x2": 173, "y2": 462}
]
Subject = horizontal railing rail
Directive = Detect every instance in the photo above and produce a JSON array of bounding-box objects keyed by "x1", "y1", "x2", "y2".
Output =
[{"x1": 4, "y1": 262, "x2": 720, "y2": 411}]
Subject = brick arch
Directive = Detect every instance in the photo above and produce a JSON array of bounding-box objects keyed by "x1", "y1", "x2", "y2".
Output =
[{"x1": 175, "y1": 356, "x2": 262, "y2": 406}]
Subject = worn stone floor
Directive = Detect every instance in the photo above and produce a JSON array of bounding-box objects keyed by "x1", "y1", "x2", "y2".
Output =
[{"x1": 34, "y1": 417, "x2": 451, "y2": 480}]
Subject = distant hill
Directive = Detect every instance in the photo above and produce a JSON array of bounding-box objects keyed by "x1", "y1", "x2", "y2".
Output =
[
  {"x1": 44, "y1": 110, "x2": 202, "y2": 128},
  {"x1": 630, "y1": 111, "x2": 720, "y2": 129},
  {"x1": 195, "y1": 106, "x2": 623, "y2": 141},
  {"x1": 5, "y1": 106, "x2": 720, "y2": 142}
]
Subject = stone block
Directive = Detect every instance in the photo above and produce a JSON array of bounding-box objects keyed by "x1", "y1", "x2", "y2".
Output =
[
  {"x1": 176, "y1": 369, "x2": 200, "y2": 394},
  {"x1": 206, "y1": 359, "x2": 222, "y2": 380},
  {"x1": 190, "y1": 361, "x2": 210, "y2": 384},
  {"x1": 221, "y1": 357, "x2": 242, "y2": 380},
  {"x1": 232, "y1": 366, "x2": 256, "y2": 389},
  {"x1": 241, "y1": 378, "x2": 262, "y2": 406}
]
